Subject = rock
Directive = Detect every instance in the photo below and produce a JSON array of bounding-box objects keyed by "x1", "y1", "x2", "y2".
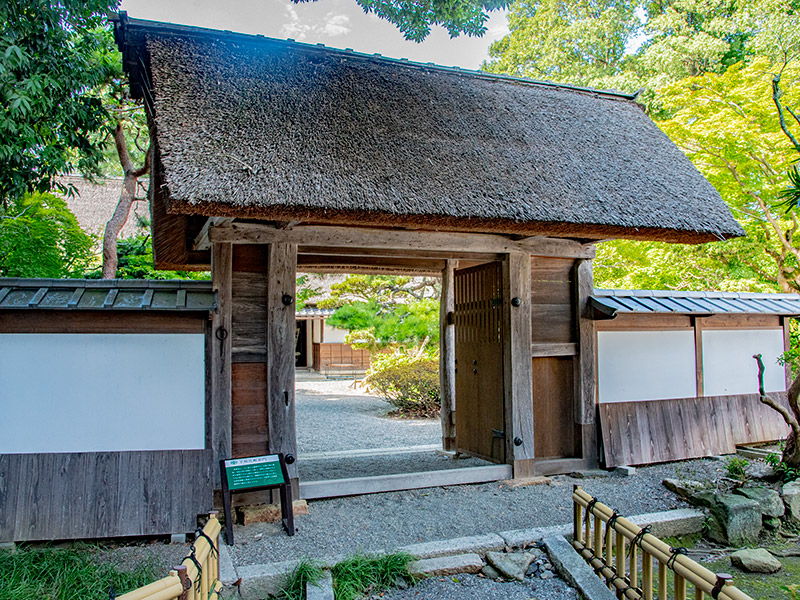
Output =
[
  {"x1": 730, "y1": 549, "x2": 782, "y2": 574},
  {"x1": 615, "y1": 466, "x2": 636, "y2": 477},
  {"x1": 481, "y1": 564, "x2": 502, "y2": 579},
  {"x1": 526, "y1": 562, "x2": 539, "y2": 577},
  {"x1": 663, "y1": 478, "x2": 707, "y2": 500},
  {"x1": 707, "y1": 494, "x2": 762, "y2": 546},
  {"x1": 394, "y1": 577, "x2": 409, "y2": 590},
  {"x1": 734, "y1": 486, "x2": 785, "y2": 518},
  {"x1": 500, "y1": 476, "x2": 553, "y2": 488},
  {"x1": 569, "y1": 470, "x2": 610, "y2": 479},
  {"x1": 408, "y1": 554, "x2": 484, "y2": 578},
  {"x1": 236, "y1": 500, "x2": 308, "y2": 525},
  {"x1": 782, "y1": 481, "x2": 800, "y2": 522},
  {"x1": 746, "y1": 461, "x2": 775, "y2": 480},
  {"x1": 687, "y1": 489, "x2": 717, "y2": 509},
  {"x1": 486, "y1": 551, "x2": 536, "y2": 581}
]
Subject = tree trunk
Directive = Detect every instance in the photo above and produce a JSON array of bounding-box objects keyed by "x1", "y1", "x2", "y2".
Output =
[
  {"x1": 755, "y1": 354, "x2": 800, "y2": 467},
  {"x1": 102, "y1": 123, "x2": 150, "y2": 279}
]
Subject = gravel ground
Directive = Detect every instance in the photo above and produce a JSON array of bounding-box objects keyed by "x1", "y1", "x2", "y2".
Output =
[
  {"x1": 380, "y1": 573, "x2": 580, "y2": 600},
  {"x1": 227, "y1": 457, "x2": 726, "y2": 566},
  {"x1": 296, "y1": 381, "x2": 440, "y2": 454},
  {"x1": 299, "y1": 452, "x2": 491, "y2": 481},
  {"x1": 90, "y1": 539, "x2": 191, "y2": 573}
]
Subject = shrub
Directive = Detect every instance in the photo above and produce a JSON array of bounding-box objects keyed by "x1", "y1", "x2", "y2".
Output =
[
  {"x1": 364, "y1": 350, "x2": 440, "y2": 417},
  {"x1": 725, "y1": 456, "x2": 750, "y2": 484},
  {"x1": 765, "y1": 452, "x2": 800, "y2": 482}
]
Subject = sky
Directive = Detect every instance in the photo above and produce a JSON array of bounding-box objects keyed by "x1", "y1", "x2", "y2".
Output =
[{"x1": 118, "y1": 0, "x2": 511, "y2": 70}]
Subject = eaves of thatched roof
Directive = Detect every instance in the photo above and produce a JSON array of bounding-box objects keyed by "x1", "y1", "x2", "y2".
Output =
[{"x1": 114, "y1": 14, "x2": 743, "y2": 269}]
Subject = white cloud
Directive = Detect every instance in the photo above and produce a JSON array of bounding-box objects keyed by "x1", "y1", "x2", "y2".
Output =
[{"x1": 280, "y1": 7, "x2": 351, "y2": 41}]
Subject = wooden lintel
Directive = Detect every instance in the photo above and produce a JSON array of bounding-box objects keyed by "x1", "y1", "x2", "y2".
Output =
[
  {"x1": 297, "y1": 254, "x2": 446, "y2": 274},
  {"x1": 531, "y1": 342, "x2": 578, "y2": 357},
  {"x1": 209, "y1": 223, "x2": 596, "y2": 259},
  {"x1": 194, "y1": 217, "x2": 234, "y2": 251},
  {"x1": 299, "y1": 245, "x2": 502, "y2": 262}
]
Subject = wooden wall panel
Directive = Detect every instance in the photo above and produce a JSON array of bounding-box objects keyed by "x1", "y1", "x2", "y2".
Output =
[
  {"x1": 532, "y1": 356, "x2": 577, "y2": 459},
  {"x1": 530, "y1": 257, "x2": 575, "y2": 344},
  {"x1": 599, "y1": 393, "x2": 791, "y2": 467},
  {"x1": 0, "y1": 450, "x2": 212, "y2": 542},
  {"x1": 313, "y1": 343, "x2": 371, "y2": 373},
  {"x1": 231, "y1": 362, "x2": 269, "y2": 458}
]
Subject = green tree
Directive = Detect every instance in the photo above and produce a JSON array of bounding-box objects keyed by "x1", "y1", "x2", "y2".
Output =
[
  {"x1": 0, "y1": 1, "x2": 119, "y2": 206},
  {"x1": 0, "y1": 193, "x2": 96, "y2": 278}
]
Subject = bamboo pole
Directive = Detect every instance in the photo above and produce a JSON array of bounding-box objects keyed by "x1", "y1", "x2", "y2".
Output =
[
  {"x1": 116, "y1": 574, "x2": 184, "y2": 600},
  {"x1": 594, "y1": 514, "x2": 603, "y2": 559},
  {"x1": 574, "y1": 486, "x2": 584, "y2": 545},
  {"x1": 572, "y1": 490, "x2": 752, "y2": 600},
  {"x1": 675, "y1": 573, "x2": 686, "y2": 600},
  {"x1": 616, "y1": 530, "x2": 626, "y2": 598},
  {"x1": 630, "y1": 542, "x2": 639, "y2": 589},
  {"x1": 605, "y1": 521, "x2": 614, "y2": 588},
  {"x1": 695, "y1": 586, "x2": 705, "y2": 600},
  {"x1": 642, "y1": 552, "x2": 653, "y2": 600}
]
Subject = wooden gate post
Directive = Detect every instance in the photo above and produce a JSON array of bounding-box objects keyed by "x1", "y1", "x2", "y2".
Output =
[
  {"x1": 266, "y1": 243, "x2": 299, "y2": 489},
  {"x1": 210, "y1": 242, "x2": 233, "y2": 486},
  {"x1": 502, "y1": 252, "x2": 536, "y2": 478},
  {"x1": 573, "y1": 258, "x2": 597, "y2": 466},
  {"x1": 439, "y1": 259, "x2": 457, "y2": 451}
]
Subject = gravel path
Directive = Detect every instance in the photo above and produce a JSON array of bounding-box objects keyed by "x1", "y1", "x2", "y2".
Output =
[
  {"x1": 381, "y1": 573, "x2": 579, "y2": 600},
  {"x1": 227, "y1": 458, "x2": 725, "y2": 566},
  {"x1": 299, "y1": 452, "x2": 491, "y2": 481},
  {"x1": 296, "y1": 380, "x2": 441, "y2": 454}
]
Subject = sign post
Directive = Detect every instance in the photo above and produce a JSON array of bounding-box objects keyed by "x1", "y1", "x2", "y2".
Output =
[{"x1": 219, "y1": 453, "x2": 295, "y2": 544}]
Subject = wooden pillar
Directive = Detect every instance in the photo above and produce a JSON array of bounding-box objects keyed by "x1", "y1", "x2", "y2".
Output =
[
  {"x1": 266, "y1": 243, "x2": 299, "y2": 482},
  {"x1": 210, "y1": 242, "x2": 233, "y2": 486},
  {"x1": 573, "y1": 258, "x2": 597, "y2": 466},
  {"x1": 439, "y1": 259, "x2": 457, "y2": 451},
  {"x1": 502, "y1": 252, "x2": 535, "y2": 478}
]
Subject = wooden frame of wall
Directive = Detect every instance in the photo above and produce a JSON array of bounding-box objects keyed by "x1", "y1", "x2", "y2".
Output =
[
  {"x1": 0, "y1": 309, "x2": 214, "y2": 542},
  {"x1": 595, "y1": 312, "x2": 792, "y2": 467}
]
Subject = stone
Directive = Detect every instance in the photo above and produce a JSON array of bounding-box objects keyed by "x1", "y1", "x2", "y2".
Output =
[
  {"x1": 734, "y1": 486, "x2": 784, "y2": 518},
  {"x1": 236, "y1": 500, "x2": 309, "y2": 525},
  {"x1": 307, "y1": 572, "x2": 334, "y2": 600},
  {"x1": 569, "y1": 470, "x2": 611, "y2": 479},
  {"x1": 485, "y1": 551, "x2": 536, "y2": 581},
  {"x1": 782, "y1": 481, "x2": 800, "y2": 522},
  {"x1": 408, "y1": 554, "x2": 484, "y2": 578},
  {"x1": 663, "y1": 478, "x2": 707, "y2": 499},
  {"x1": 687, "y1": 490, "x2": 717, "y2": 510},
  {"x1": 500, "y1": 476, "x2": 553, "y2": 488},
  {"x1": 746, "y1": 461, "x2": 776, "y2": 480},
  {"x1": 169, "y1": 533, "x2": 187, "y2": 544},
  {"x1": 481, "y1": 564, "x2": 502, "y2": 579},
  {"x1": 394, "y1": 577, "x2": 409, "y2": 590},
  {"x1": 707, "y1": 494, "x2": 762, "y2": 546},
  {"x1": 614, "y1": 466, "x2": 636, "y2": 477},
  {"x1": 730, "y1": 549, "x2": 782, "y2": 574}
]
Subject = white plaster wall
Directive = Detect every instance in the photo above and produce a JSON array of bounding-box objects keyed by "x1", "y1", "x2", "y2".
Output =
[
  {"x1": 702, "y1": 328, "x2": 786, "y2": 396},
  {"x1": 323, "y1": 323, "x2": 348, "y2": 344},
  {"x1": 597, "y1": 330, "x2": 697, "y2": 403},
  {"x1": 0, "y1": 333, "x2": 205, "y2": 453},
  {"x1": 312, "y1": 319, "x2": 322, "y2": 344}
]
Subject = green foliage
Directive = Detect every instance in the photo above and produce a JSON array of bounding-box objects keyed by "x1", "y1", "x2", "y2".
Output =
[
  {"x1": 331, "y1": 552, "x2": 413, "y2": 600},
  {"x1": 0, "y1": 1, "x2": 120, "y2": 205},
  {"x1": 365, "y1": 350, "x2": 441, "y2": 417},
  {"x1": 277, "y1": 558, "x2": 324, "y2": 600},
  {"x1": 328, "y1": 299, "x2": 440, "y2": 350},
  {"x1": 765, "y1": 451, "x2": 800, "y2": 482},
  {"x1": 725, "y1": 456, "x2": 750, "y2": 483},
  {"x1": 296, "y1": 275, "x2": 322, "y2": 310},
  {"x1": 307, "y1": 0, "x2": 507, "y2": 42},
  {"x1": 83, "y1": 234, "x2": 209, "y2": 280},
  {"x1": 0, "y1": 545, "x2": 158, "y2": 600},
  {"x1": 0, "y1": 193, "x2": 96, "y2": 278}
]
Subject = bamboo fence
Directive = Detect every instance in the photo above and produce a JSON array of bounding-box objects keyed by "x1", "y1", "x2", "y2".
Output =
[
  {"x1": 117, "y1": 512, "x2": 222, "y2": 600},
  {"x1": 572, "y1": 486, "x2": 754, "y2": 600}
]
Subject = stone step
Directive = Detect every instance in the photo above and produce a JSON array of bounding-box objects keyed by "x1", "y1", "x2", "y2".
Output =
[{"x1": 407, "y1": 553, "x2": 484, "y2": 577}]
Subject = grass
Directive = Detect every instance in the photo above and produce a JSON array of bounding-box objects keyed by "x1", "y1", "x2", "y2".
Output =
[
  {"x1": 0, "y1": 544, "x2": 159, "y2": 600},
  {"x1": 331, "y1": 552, "x2": 413, "y2": 600},
  {"x1": 278, "y1": 558, "x2": 325, "y2": 600}
]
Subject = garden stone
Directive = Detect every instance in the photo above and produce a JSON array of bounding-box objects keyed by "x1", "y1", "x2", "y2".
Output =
[
  {"x1": 746, "y1": 462, "x2": 775, "y2": 480},
  {"x1": 782, "y1": 481, "x2": 800, "y2": 522},
  {"x1": 485, "y1": 551, "x2": 535, "y2": 581},
  {"x1": 730, "y1": 549, "x2": 782, "y2": 573},
  {"x1": 707, "y1": 494, "x2": 762, "y2": 546},
  {"x1": 663, "y1": 478, "x2": 706, "y2": 499},
  {"x1": 687, "y1": 489, "x2": 716, "y2": 509},
  {"x1": 734, "y1": 486, "x2": 784, "y2": 518},
  {"x1": 481, "y1": 564, "x2": 502, "y2": 579}
]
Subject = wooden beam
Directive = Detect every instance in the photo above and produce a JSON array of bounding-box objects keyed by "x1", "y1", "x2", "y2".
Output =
[
  {"x1": 531, "y1": 343, "x2": 578, "y2": 357},
  {"x1": 266, "y1": 243, "x2": 299, "y2": 481},
  {"x1": 440, "y1": 259, "x2": 458, "y2": 451},
  {"x1": 297, "y1": 254, "x2": 446, "y2": 274},
  {"x1": 210, "y1": 243, "x2": 233, "y2": 486},
  {"x1": 299, "y1": 245, "x2": 502, "y2": 262},
  {"x1": 194, "y1": 217, "x2": 234, "y2": 251},
  {"x1": 209, "y1": 223, "x2": 596, "y2": 259},
  {"x1": 502, "y1": 252, "x2": 536, "y2": 478},
  {"x1": 573, "y1": 259, "x2": 597, "y2": 466}
]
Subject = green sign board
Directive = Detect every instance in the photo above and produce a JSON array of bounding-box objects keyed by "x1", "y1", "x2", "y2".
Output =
[{"x1": 224, "y1": 454, "x2": 285, "y2": 491}]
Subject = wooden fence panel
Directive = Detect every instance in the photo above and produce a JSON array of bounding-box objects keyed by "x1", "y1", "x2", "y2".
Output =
[
  {"x1": 0, "y1": 450, "x2": 212, "y2": 542},
  {"x1": 599, "y1": 393, "x2": 791, "y2": 467}
]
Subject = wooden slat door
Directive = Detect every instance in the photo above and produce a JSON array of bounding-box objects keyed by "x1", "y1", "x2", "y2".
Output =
[{"x1": 454, "y1": 262, "x2": 505, "y2": 463}]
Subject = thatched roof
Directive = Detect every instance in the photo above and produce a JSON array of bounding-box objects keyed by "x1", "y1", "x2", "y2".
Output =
[
  {"x1": 60, "y1": 176, "x2": 148, "y2": 239},
  {"x1": 114, "y1": 14, "x2": 742, "y2": 268}
]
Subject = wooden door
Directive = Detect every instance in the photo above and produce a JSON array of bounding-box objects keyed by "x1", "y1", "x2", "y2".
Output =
[{"x1": 454, "y1": 262, "x2": 505, "y2": 463}]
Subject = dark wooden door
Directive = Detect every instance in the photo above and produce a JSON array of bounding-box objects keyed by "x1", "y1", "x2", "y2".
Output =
[{"x1": 454, "y1": 262, "x2": 505, "y2": 463}]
